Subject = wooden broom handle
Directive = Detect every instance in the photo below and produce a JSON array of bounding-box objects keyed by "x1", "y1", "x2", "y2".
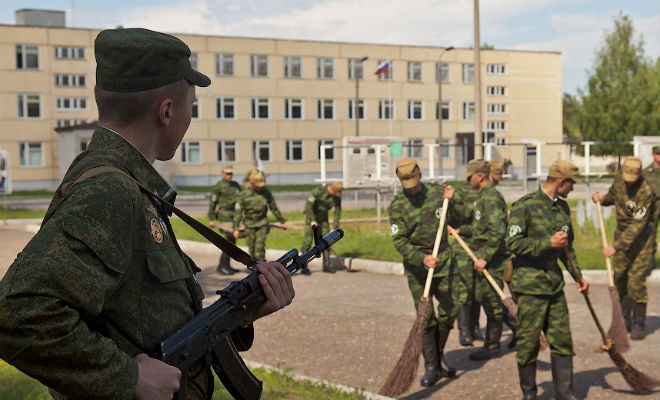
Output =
[
  {"x1": 422, "y1": 198, "x2": 449, "y2": 298},
  {"x1": 596, "y1": 201, "x2": 615, "y2": 287},
  {"x1": 449, "y1": 227, "x2": 507, "y2": 301}
]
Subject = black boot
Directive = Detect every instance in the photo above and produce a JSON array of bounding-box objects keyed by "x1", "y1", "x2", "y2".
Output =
[
  {"x1": 436, "y1": 328, "x2": 456, "y2": 378},
  {"x1": 621, "y1": 295, "x2": 633, "y2": 332},
  {"x1": 551, "y1": 355, "x2": 577, "y2": 400},
  {"x1": 471, "y1": 303, "x2": 485, "y2": 341},
  {"x1": 217, "y1": 253, "x2": 237, "y2": 275},
  {"x1": 518, "y1": 362, "x2": 537, "y2": 400},
  {"x1": 503, "y1": 304, "x2": 518, "y2": 348},
  {"x1": 420, "y1": 330, "x2": 440, "y2": 387},
  {"x1": 322, "y1": 250, "x2": 334, "y2": 273},
  {"x1": 469, "y1": 317, "x2": 503, "y2": 360},
  {"x1": 458, "y1": 304, "x2": 474, "y2": 346},
  {"x1": 631, "y1": 301, "x2": 647, "y2": 340}
]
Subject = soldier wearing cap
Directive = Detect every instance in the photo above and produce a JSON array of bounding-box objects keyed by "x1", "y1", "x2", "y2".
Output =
[
  {"x1": 507, "y1": 160, "x2": 589, "y2": 400},
  {"x1": 233, "y1": 172, "x2": 287, "y2": 261},
  {"x1": 0, "y1": 28, "x2": 295, "y2": 400},
  {"x1": 592, "y1": 156, "x2": 656, "y2": 340},
  {"x1": 242, "y1": 161, "x2": 261, "y2": 188},
  {"x1": 208, "y1": 165, "x2": 242, "y2": 275},
  {"x1": 389, "y1": 159, "x2": 460, "y2": 387},
  {"x1": 642, "y1": 146, "x2": 660, "y2": 272},
  {"x1": 299, "y1": 181, "x2": 343, "y2": 274}
]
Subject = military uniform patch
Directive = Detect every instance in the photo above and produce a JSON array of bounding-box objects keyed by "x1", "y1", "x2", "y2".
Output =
[
  {"x1": 435, "y1": 207, "x2": 443, "y2": 219},
  {"x1": 561, "y1": 225, "x2": 569, "y2": 233},
  {"x1": 475, "y1": 210, "x2": 482, "y2": 221},
  {"x1": 509, "y1": 224, "x2": 522, "y2": 237},
  {"x1": 391, "y1": 224, "x2": 399, "y2": 236},
  {"x1": 634, "y1": 206, "x2": 647, "y2": 219},
  {"x1": 150, "y1": 218, "x2": 164, "y2": 243},
  {"x1": 146, "y1": 204, "x2": 159, "y2": 218}
]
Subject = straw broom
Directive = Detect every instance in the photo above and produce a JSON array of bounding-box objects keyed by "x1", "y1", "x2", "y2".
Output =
[
  {"x1": 596, "y1": 201, "x2": 630, "y2": 352},
  {"x1": 563, "y1": 247, "x2": 659, "y2": 394},
  {"x1": 378, "y1": 198, "x2": 449, "y2": 397},
  {"x1": 449, "y1": 227, "x2": 549, "y2": 350}
]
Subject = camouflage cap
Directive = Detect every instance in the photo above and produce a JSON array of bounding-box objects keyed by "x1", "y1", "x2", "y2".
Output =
[
  {"x1": 465, "y1": 159, "x2": 490, "y2": 178},
  {"x1": 221, "y1": 165, "x2": 234, "y2": 174},
  {"x1": 95, "y1": 28, "x2": 211, "y2": 92},
  {"x1": 396, "y1": 158, "x2": 421, "y2": 189},
  {"x1": 330, "y1": 181, "x2": 343, "y2": 194},
  {"x1": 622, "y1": 156, "x2": 642, "y2": 183},
  {"x1": 653, "y1": 146, "x2": 660, "y2": 155},
  {"x1": 548, "y1": 160, "x2": 580, "y2": 182},
  {"x1": 489, "y1": 160, "x2": 503, "y2": 181},
  {"x1": 249, "y1": 172, "x2": 266, "y2": 188}
]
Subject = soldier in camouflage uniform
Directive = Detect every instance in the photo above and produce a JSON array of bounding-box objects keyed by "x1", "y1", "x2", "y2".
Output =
[
  {"x1": 592, "y1": 156, "x2": 656, "y2": 340},
  {"x1": 233, "y1": 172, "x2": 287, "y2": 261},
  {"x1": 642, "y1": 146, "x2": 660, "y2": 273},
  {"x1": 507, "y1": 160, "x2": 589, "y2": 400},
  {"x1": 389, "y1": 159, "x2": 460, "y2": 387},
  {"x1": 299, "y1": 181, "x2": 343, "y2": 275},
  {"x1": 207, "y1": 165, "x2": 241, "y2": 275},
  {"x1": 0, "y1": 28, "x2": 295, "y2": 400}
]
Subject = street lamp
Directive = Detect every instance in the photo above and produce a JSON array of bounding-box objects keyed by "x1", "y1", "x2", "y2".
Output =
[
  {"x1": 437, "y1": 46, "x2": 454, "y2": 177},
  {"x1": 355, "y1": 56, "x2": 368, "y2": 136}
]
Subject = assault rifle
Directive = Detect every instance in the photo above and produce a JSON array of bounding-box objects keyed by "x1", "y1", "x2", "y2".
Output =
[{"x1": 159, "y1": 227, "x2": 344, "y2": 400}]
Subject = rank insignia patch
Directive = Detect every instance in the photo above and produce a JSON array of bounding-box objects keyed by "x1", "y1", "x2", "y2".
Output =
[{"x1": 150, "y1": 218, "x2": 164, "y2": 244}]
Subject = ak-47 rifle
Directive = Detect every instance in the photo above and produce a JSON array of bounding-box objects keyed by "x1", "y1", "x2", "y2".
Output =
[{"x1": 158, "y1": 227, "x2": 344, "y2": 400}]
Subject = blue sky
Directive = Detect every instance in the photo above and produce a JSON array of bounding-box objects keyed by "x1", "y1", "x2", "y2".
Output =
[{"x1": 2, "y1": 0, "x2": 658, "y2": 95}]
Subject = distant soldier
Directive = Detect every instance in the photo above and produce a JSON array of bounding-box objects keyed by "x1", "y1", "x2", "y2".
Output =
[
  {"x1": 300, "y1": 181, "x2": 343, "y2": 275},
  {"x1": 233, "y1": 172, "x2": 287, "y2": 261},
  {"x1": 242, "y1": 161, "x2": 261, "y2": 188},
  {"x1": 207, "y1": 165, "x2": 241, "y2": 275},
  {"x1": 389, "y1": 159, "x2": 459, "y2": 387},
  {"x1": 642, "y1": 146, "x2": 660, "y2": 272},
  {"x1": 592, "y1": 156, "x2": 655, "y2": 340},
  {"x1": 507, "y1": 160, "x2": 589, "y2": 400}
]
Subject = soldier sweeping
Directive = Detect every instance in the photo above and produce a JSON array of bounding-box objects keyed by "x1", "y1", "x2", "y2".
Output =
[
  {"x1": 642, "y1": 146, "x2": 660, "y2": 273},
  {"x1": 208, "y1": 165, "x2": 241, "y2": 275}
]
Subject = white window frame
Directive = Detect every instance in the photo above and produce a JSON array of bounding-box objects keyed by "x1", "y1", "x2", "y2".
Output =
[
  {"x1": 407, "y1": 100, "x2": 424, "y2": 121},
  {"x1": 54, "y1": 46, "x2": 84, "y2": 60},
  {"x1": 348, "y1": 99, "x2": 365, "y2": 120},
  {"x1": 191, "y1": 97, "x2": 200, "y2": 120},
  {"x1": 496, "y1": 137, "x2": 507, "y2": 147},
  {"x1": 437, "y1": 138, "x2": 452, "y2": 159},
  {"x1": 317, "y1": 98, "x2": 334, "y2": 120},
  {"x1": 285, "y1": 140, "x2": 304, "y2": 162},
  {"x1": 17, "y1": 94, "x2": 41, "y2": 119},
  {"x1": 436, "y1": 100, "x2": 450, "y2": 120},
  {"x1": 284, "y1": 98, "x2": 304, "y2": 120},
  {"x1": 317, "y1": 57, "x2": 334, "y2": 79},
  {"x1": 407, "y1": 61, "x2": 422, "y2": 82},
  {"x1": 55, "y1": 97, "x2": 88, "y2": 111},
  {"x1": 348, "y1": 59, "x2": 364, "y2": 80},
  {"x1": 180, "y1": 141, "x2": 202, "y2": 164},
  {"x1": 407, "y1": 138, "x2": 424, "y2": 159},
  {"x1": 317, "y1": 139, "x2": 335, "y2": 161},
  {"x1": 216, "y1": 97, "x2": 236, "y2": 120},
  {"x1": 250, "y1": 54, "x2": 268, "y2": 77},
  {"x1": 55, "y1": 74, "x2": 86, "y2": 88},
  {"x1": 16, "y1": 44, "x2": 39, "y2": 70},
  {"x1": 436, "y1": 62, "x2": 450, "y2": 83},
  {"x1": 252, "y1": 140, "x2": 271, "y2": 162},
  {"x1": 283, "y1": 56, "x2": 302, "y2": 78},
  {"x1": 18, "y1": 142, "x2": 44, "y2": 167},
  {"x1": 215, "y1": 53, "x2": 234, "y2": 76},
  {"x1": 378, "y1": 99, "x2": 394, "y2": 120},
  {"x1": 486, "y1": 120, "x2": 507, "y2": 131},
  {"x1": 250, "y1": 97, "x2": 270, "y2": 120},
  {"x1": 56, "y1": 119, "x2": 87, "y2": 128},
  {"x1": 462, "y1": 101, "x2": 475, "y2": 121},
  {"x1": 217, "y1": 140, "x2": 237, "y2": 163},
  {"x1": 487, "y1": 103, "x2": 507, "y2": 115},
  {"x1": 486, "y1": 86, "x2": 506, "y2": 96},
  {"x1": 486, "y1": 63, "x2": 506, "y2": 75},
  {"x1": 376, "y1": 59, "x2": 393, "y2": 81},
  {"x1": 462, "y1": 63, "x2": 474, "y2": 84}
]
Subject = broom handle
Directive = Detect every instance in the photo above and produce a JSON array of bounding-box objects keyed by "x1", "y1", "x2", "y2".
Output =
[
  {"x1": 423, "y1": 198, "x2": 450, "y2": 298},
  {"x1": 450, "y1": 227, "x2": 507, "y2": 301},
  {"x1": 596, "y1": 201, "x2": 615, "y2": 287}
]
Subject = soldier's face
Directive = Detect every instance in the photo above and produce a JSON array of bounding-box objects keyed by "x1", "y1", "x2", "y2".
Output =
[
  {"x1": 558, "y1": 178, "x2": 575, "y2": 198},
  {"x1": 222, "y1": 172, "x2": 233, "y2": 181},
  {"x1": 652, "y1": 153, "x2": 660, "y2": 164}
]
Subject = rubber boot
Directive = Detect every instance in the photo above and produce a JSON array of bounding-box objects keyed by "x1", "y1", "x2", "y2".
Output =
[
  {"x1": 420, "y1": 330, "x2": 440, "y2": 387},
  {"x1": 458, "y1": 304, "x2": 474, "y2": 346},
  {"x1": 551, "y1": 355, "x2": 577, "y2": 400},
  {"x1": 631, "y1": 301, "x2": 647, "y2": 340},
  {"x1": 322, "y1": 250, "x2": 334, "y2": 273},
  {"x1": 217, "y1": 253, "x2": 237, "y2": 275},
  {"x1": 436, "y1": 328, "x2": 457, "y2": 377},
  {"x1": 518, "y1": 362, "x2": 537, "y2": 400},
  {"x1": 471, "y1": 303, "x2": 485, "y2": 341},
  {"x1": 503, "y1": 305, "x2": 518, "y2": 348},
  {"x1": 621, "y1": 296, "x2": 633, "y2": 332},
  {"x1": 469, "y1": 317, "x2": 503, "y2": 360}
]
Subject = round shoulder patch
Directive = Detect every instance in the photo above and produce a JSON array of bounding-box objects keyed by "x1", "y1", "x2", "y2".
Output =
[
  {"x1": 509, "y1": 224, "x2": 522, "y2": 237},
  {"x1": 391, "y1": 224, "x2": 399, "y2": 236},
  {"x1": 475, "y1": 210, "x2": 482, "y2": 221},
  {"x1": 634, "y1": 206, "x2": 647, "y2": 219},
  {"x1": 561, "y1": 225, "x2": 569, "y2": 233},
  {"x1": 435, "y1": 207, "x2": 443, "y2": 219}
]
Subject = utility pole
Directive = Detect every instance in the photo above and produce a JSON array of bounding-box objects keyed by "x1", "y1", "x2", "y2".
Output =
[
  {"x1": 438, "y1": 46, "x2": 454, "y2": 177},
  {"x1": 473, "y1": 0, "x2": 483, "y2": 160},
  {"x1": 355, "y1": 56, "x2": 368, "y2": 136}
]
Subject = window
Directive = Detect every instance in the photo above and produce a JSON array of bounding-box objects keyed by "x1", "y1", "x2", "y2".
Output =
[
  {"x1": 216, "y1": 97, "x2": 235, "y2": 119},
  {"x1": 407, "y1": 61, "x2": 422, "y2": 82},
  {"x1": 378, "y1": 99, "x2": 394, "y2": 120},
  {"x1": 252, "y1": 140, "x2": 270, "y2": 162},
  {"x1": 317, "y1": 57, "x2": 334, "y2": 79},
  {"x1": 189, "y1": 52, "x2": 198, "y2": 69},
  {"x1": 437, "y1": 138, "x2": 451, "y2": 159},
  {"x1": 407, "y1": 100, "x2": 423, "y2": 120},
  {"x1": 462, "y1": 63, "x2": 474, "y2": 84},
  {"x1": 436, "y1": 62, "x2": 450, "y2": 83},
  {"x1": 16, "y1": 44, "x2": 39, "y2": 69},
  {"x1": 376, "y1": 59, "x2": 393, "y2": 81},
  {"x1": 215, "y1": 53, "x2": 234, "y2": 76},
  {"x1": 486, "y1": 86, "x2": 506, "y2": 96},
  {"x1": 285, "y1": 140, "x2": 304, "y2": 162},
  {"x1": 487, "y1": 103, "x2": 507, "y2": 114},
  {"x1": 436, "y1": 101, "x2": 450, "y2": 120},
  {"x1": 80, "y1": 138, "x2": 90, "y2": 152},
  {"x1": 250, "y1": 54, "x2": 268, "y2": 77},
  {"x1": 18, "y1": 142, "x2": 43, "y2": 167},
  {"x1": 180, "y1": 141, "x2": 201, "y2": 164},
  {"x1": 251, "y1": 98, "x2": 269, "y2": 120},
  {"x1": 348, "y1": 99, "x2": 365, "y2": 120},
  {"x1": 487, "y1": 63, "x2": 506, "y2": 75},
  {"x1": 496, "y1": 137, "x2": 507, "y2": 146},
  {"x1": 318, "y1": 139, "x2": 335, "y2": 161},
  {"x1": 486, "y1": 120, "x2": 506, "y2": 131},
  {"x1": 55, "y1": 74, "x2": 85, "y2": 87},
  {"x1": 348, "y1": 59, "x2": 364, "y2": 80},
  {"x1": 56, "y1": 119, "x2": 87, "y2": 128},
  {"x1": 462, "y1": 101, "x2": 475, "y2": 121},
  {"x1": 283, "y1": 56, "x2": 302, "y2": 78},
  {"x1": 54, "y1": 46, "x2": 84, "y2": 60},
  {"x1": 407, "y1": 139, "x2": 424, "y2": 159},
  {"x1": 17, "y1": 94, "x2": 41, "y2": 118},
  {"x1": 317, "y1": 99, "x2": 334, "y2": 120},
  {"x1": 55, "y1": 97, "x2": 87, "y2": 111},
  {"x1": 217, "y1": 140, "x2": 236, "y2": 162},
  {"x1": 191, "y1": 97, "x2": 200, "y2": 120},
  {"x1": 284, "y1": 98, "x2": 303, "y2": 120}
]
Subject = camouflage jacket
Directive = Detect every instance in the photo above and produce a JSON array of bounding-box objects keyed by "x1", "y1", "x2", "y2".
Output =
[
  {"x1": 233, "y1": 186, "x2": 286, "y2": 229},
  {"x1": 452, "y1": 182, "x2": 479, "y2": 243},
  {"x1": 602, "y1": 173, "x2": 656, "y2": 250},
  {"x1": 642, "y1": 163, "x2": 659, "y2": 227},
  {"x1": 304, "y1": 185, "x2": 341, "y2": 228},
  {"x1": 506, "y1": 188, "x2": 582, "y2": 296},
  {"x1": 0, "y1": 127, "x2": 252, "y2": 400},
  {"x1": 389, "y1": 183, "x2": 455, "y2": 275},
  {"x1": 208, "y1": 178, "x2": 241, "y2": 222},
  {"x1": 471, "y1": 182, "x2": 508, "y2": 265}
]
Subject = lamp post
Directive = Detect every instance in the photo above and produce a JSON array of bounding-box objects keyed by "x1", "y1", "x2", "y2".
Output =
[
  {"x1": 355, "y1": 56, "x2": 368, "y2": 136},
  {"x1": 437, "y1": 46, "x2": 453, "y2": 177}
]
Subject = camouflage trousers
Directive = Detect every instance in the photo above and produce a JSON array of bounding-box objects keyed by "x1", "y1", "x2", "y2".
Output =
[
  {"x1": 245, "y1": 225, "x2": 269, "y2": 261},
  {"x1": 301, "y1": 219, "x2": 330, "y2": 252},
  {"x1": 474, "y1": 261, "x2": 505, "y2": 319},
  {"x1": 455, "y1": 251, "x2": 476, "y2": 304},
  {"x1": 404, "y1": 259, "x2": 466, "y2": 332},
  {"x1": 515, "y1": 291, "x2": 573, "y2": 366},
  {"x1": 613, "y1": 230, "x2": 655, "y2": 303}
]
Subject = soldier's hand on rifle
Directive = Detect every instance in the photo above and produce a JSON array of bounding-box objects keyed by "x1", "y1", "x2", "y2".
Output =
[
  {"x1": 474, "y1": 258, "x2": 487, "y2": 272},
  {"x1": 232, "y1": 230, "x2": 240, "y2": 239},
  {"x1": 208, "y1": 221, "x2": 215, "y2": 228},
  {"x1": 133, "y1": 353, "x2": 181, "y2": 400},
  {"x1": 577, "y1": 278, "x2": 590, "y2": 295},
  {"x1": 550, "y1": 231, "x2": 568, "y2": 248},
  {"x1": 603, "y1": 245, "x2": 616, "y2": 258},
  {"x1": 249, "y1": 261, "x2": 295, "y2": 322},
  {"x1": 423, "y1": 254, "x2": 439, "y2": 269},
  {"x1": 591, "y1": 191, "x2": 603, "y2": 203}
]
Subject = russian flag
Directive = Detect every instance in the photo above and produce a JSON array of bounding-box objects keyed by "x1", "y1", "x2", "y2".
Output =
[{"x1": 375, "y1": 60, "x2": 390, "y2": 75}]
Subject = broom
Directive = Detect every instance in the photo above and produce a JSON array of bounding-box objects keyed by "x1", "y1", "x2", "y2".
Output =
[
  {"x1": 563, "y1": 247, "x2": 659, "y2": 394},
  {"x1": 596, "y1": 201, "x2": 630, "y2": 352},
  {"x1": 378, "y1": 198, "x2": 450, "y2": 397},
  {"x1": 449, "y1": 228, "x2": 549, "y2": 351}
]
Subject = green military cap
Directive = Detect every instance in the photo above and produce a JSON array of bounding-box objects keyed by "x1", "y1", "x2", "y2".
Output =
[
  {"x1": 489, "y1": 160, "x2": 503, "y2": 182},
  {"x1": 548, "y1": 160, "x2": 580, "y2": 182},
  {"x1": 95, "y1": 28, "x2": 211, "y2": 92},
  {"x1": 249, "y1": 172, "x2": 266, "y2": 188},
  {"x1": 465, "y1": 159, "x2": 490, "y2": 178},
  {"x1": 653, "y1": 146, "x2": 660, "y2": 154},
  {"x1": 396, "y1": 158, "x2": 421, "y2": 189},
  {"x1": 622, "y1": 156, "x2": 642, "y2": 183}
]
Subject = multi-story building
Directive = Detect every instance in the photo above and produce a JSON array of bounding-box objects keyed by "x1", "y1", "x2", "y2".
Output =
[{"x1": 0, "y1": 9, "x2": 562, "y2": 190}]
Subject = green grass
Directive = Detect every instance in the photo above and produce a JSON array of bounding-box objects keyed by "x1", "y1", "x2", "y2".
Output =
[
  {"x1": 1, "y1": 190, "x2": 54, "y2": 199},
  {"x1": 0, "y1": 208, "x2": 46, "y2": 220},
  {"x1": 178, "y1": 184, "x2": 321, "y2": 194}
]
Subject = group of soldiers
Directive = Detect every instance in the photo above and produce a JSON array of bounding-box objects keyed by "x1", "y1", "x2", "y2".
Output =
[{"x1": 389, "y1": 147, "x2": 658, "y2": 400}]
